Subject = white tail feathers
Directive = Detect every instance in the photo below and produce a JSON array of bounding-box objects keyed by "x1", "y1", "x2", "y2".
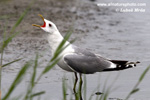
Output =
[{"x1": 125, "y1": 61, "x2": 140, "y2": 68}]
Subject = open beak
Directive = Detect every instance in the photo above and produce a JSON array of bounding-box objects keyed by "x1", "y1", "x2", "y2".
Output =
[{"x1": 32, "y1": 14, "x2": 45, "y2": 27}]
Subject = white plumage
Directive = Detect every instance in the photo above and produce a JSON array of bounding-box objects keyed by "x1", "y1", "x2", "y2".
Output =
[{"x1": 32, "y1": 14, "x2": 140, "y2": 96}]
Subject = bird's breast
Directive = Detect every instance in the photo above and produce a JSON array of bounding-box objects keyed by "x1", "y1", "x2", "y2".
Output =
[{"x1": 57, "y1": 45, "x2": 75, "y2": 72}]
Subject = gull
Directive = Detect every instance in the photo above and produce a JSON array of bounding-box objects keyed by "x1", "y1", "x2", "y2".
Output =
[{"x1": 32, "y1": 14, "x2": 140, "y2": 98}]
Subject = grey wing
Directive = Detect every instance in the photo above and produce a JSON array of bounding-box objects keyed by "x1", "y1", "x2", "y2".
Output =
[
  {"x1": 72, "y1": 45, "x2": 96, "y2": 57},
  {"x1": 63, "y1": 53, "x2": 113, "y2": 74}
]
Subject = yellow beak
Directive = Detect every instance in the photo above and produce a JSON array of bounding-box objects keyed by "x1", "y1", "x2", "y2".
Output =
[{"x1": 32, "y1": 14, "x2": 45, "y2": 27}]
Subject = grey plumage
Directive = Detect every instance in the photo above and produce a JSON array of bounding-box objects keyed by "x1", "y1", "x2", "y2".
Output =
[
  {"x1": 33, "y1": 15, "x2": 140, "y2": 99},
  {"x1": 63, "y1": 45, "x2": 139, "y2": 74},
  {"x1": 63, "y1": 46, "x2": 114, "y2": 74},
  {"x1": 64, "y1": 54, "x2": 112, "y2": 74}
]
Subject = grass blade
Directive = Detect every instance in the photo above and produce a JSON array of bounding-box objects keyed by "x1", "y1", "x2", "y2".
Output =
[
  {"x1": 130, "y1": 88, "x2": 139, "y2": 94},
  {"x1": 43, "y1": 30, "x2": 74, "y2": 74},
  {"x1": 1, "y1": 32, "x2": 19, "y2": 53},
  {"x1": 51, "y1": 29, "x2": 73, "y2": 61},
  {"x1": 2, "y1": 58, "x2": 22, "y2": 68},
  {"x1": 62, "y1": 77, "x2": 67, "y2": 100},
  {"x1": 31, "y1": 55, "x2": 38, "y2": 87},
  {"x1": 30, "y1": 91, "x2": 45, "y2": 98},
  {"x1": 125, "y1": 65, "x2": 150, "y2": 100},
  {"x1": 2, "y1": 62, "x2": 31, "y2": 100},
  {"x1": 139, "y1": 65, "x2": 150, "y2": 82},
  {"x1": 1, "y1": 0, "x2": 37, "y2": 100},
  {"x1": 10, "y1": 10, "x2": 28, "y2": 34},
  {"x1": 83, "y1": 75, "x2": 87, "y2": 100},
  {"x1": 42, "y1": 58, "x2": 60, "y2": 74},
  {"x1": 10, "y1": 0, "x2": 36, "y2": 34},
  {"x1": 23, "y1": 55, "x2": 38, "y2": 100}
]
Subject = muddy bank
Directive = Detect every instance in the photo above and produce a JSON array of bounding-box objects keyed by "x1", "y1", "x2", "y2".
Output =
[{"x1": 1, "y1": 0, "x2": 150, "y2": 99}]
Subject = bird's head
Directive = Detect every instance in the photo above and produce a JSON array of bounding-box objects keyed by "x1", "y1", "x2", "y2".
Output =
[{"x1": 32, "y1": 14, "x2": 58, "y2": 33}]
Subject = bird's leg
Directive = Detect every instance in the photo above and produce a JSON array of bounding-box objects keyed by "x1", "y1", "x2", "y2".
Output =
[
  {"x1": 73, "y1": 72, "x2": 78, "y2": 94},
  {"x1": 79, "y1": 73, "x2": 83, "y2": 100}
]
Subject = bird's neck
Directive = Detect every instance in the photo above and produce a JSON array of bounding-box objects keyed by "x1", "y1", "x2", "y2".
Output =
[{"x1": 47, "y1": 31, "x2": 69, "y2": 55}]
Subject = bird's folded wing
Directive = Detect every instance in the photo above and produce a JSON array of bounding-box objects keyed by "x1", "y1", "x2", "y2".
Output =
[{"x1": 63, "y1": 53, "x2": 112, "y2": 74}]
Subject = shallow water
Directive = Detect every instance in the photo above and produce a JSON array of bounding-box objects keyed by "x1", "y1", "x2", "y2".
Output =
[{"x1": 1, "y1": 0, "x2": 150, "y2": 100}]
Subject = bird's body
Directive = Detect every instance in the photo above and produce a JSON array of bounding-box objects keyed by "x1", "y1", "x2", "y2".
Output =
[
  {"x1": 46, "y1": 30, "x2": 75, "y2": 71},
  {"x1": 46, "y1": 29, "x2": 137, "y2": 74},
  {"x1": 33, "y1": 14, "x2": 139, "y2": 74},
  {"x1": 32, "y1": 14, "x2": 140, "y2": 99},
  {"x1": 45, "y1": 28, "x2": 118, "y2": 73}
]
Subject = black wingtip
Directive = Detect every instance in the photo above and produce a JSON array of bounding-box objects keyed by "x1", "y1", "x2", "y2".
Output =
[{"x1": 103, "y1": 60, "x2": 140, "y2": 72}]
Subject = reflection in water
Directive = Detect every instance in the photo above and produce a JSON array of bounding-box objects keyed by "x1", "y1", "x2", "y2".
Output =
[
  {"x1": 73, "y1": 72, "x2": 83, "y2": 100},
  {"x1": 71, "y1": 73, "x2": 103, "y2": 100},
  {"x1": 70, "y1": 73, "x2": 103, "y2": 100}
]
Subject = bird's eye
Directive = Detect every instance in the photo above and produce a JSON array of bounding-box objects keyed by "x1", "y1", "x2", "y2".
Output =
[{"x1": 49, "y1": 24, "x2": 52, "y2": 27}]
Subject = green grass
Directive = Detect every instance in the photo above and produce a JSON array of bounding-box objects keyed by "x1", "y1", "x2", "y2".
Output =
[
  {"x1": 125, "y1": 65, "x2": 150, "y2": 100},
  {"x1": 60, "y1": 65, "x2": 150, "y2": 100},
  {"x1": 0, "y1": 8, "x2": 73, "y2": 99},
  {"x1": 1, "y1": 1, "x2": 150, "y2": 100},
  {"x1": 2, "y1": 62, "x2": 31, "y2": 100},
  {"x1": 1, "y1": 30, "x2": 150, "y2": 100},
  {"x1": 1, "y1": 30, "x2": 73, "y2": 100},
  {"x1": 0, "y1": 0, "x2": 36, "y2": 99}
]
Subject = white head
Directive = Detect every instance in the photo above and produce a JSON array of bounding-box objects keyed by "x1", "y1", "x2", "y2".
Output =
[
  {"x1": 32, "y1": 14, "x2": 58, "y2": 34},
  {"x1": 32, "y1": 14, "x2": 71, "y2": 55}
]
